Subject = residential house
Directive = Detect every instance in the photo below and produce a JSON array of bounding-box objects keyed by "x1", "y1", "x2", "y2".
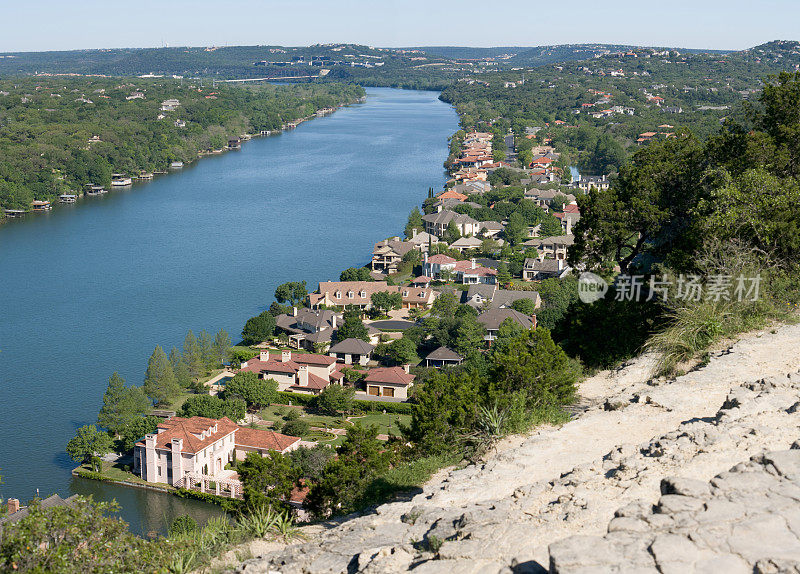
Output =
[
  {"x1": 361, "y1": 365, "x2": 415, "y2": 399},
  {"x1": 310, "y1": 281, "x2": 435, "y2": 310},
  {"x1": 133, "y1": 416, "x2": 300, "y2": 493},
  {"x1": 432, "y1": 197, "x2": 481, "y2": 212},
  {"x1": 479, "y1": 221, "x2": 505, "y2": 238},
  {"x1": 422, "y1": 210, "x2": 480, "y2": 238},
  {"x1": 425, "y1": 347, "x2": 464, "y2": 368},
  {"x1": 523, "y1": 235, "x2": 574, "y2": 260},
  {"x1": 577, "y1": 175, "x2": 610, "y2": 192},
  {"x1": 522, "y1": 258, "x2": 572, "y2": 281},
  {"x1": 275, "y1": 308, "x2": 338, "y2": 351},
  {"x1": 371, "y1": 237, "x2": 415, "y2": 273},
  {"x1": 238, "y1": 350, "x2": 342, "y2": 393},
  {"x1": 477, "y1": 309, "x2": 537, "y2": 342},
  {"x1": 455, "y1": 259, "x2": 498, "y2": 285},
  {"x1": 450, "y1": 236, "x2": 483, "y2": 252},
  {"x1": 328, "y1": 338, "x2": 375, "y2": 366},
  {"x1": 406, "y1": 229, "x2": 440, "y2": 252},
  {"x1": 463, "y1": 284, "x2": 541, "y2": 310},
  {"x1": 410, "y1": 275, "x2": 431, "y2": 288},
  {"x1": 423, "y1": 254, "x2": 457, "y2": 279}
]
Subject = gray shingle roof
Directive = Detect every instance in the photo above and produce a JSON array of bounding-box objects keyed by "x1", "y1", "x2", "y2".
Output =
[
  {"x1": 426, "y1": 346, "x2": 464, "y2": 362},
  {"x1": 477, "y1": 308, "x2": 535, "y2": 331},
  {"x1": 328, "y1": 338, "x2": 375, "y2": 355}
]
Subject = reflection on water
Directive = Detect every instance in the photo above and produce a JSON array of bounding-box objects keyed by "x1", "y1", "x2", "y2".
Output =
[{"x1": 70, "y1": 476, "x2": 225, "y2": 536}]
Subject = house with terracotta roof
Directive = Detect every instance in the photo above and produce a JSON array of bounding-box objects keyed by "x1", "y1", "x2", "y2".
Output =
[
  {"x1": 238, "y1": 350, "x2": 341, "y2": 394},
  {"x1": 133, "y1": 416, "x2": 301, "y2": 492},
  {"x1": 437, "y1": 188, "x2": 468, "y2": 201},
  {"x1": 423, "y1": 253, "x2": 457, "y2": 279},
  {"x1": 361, "y1": 365, "x2": 415, "y2": 399}
]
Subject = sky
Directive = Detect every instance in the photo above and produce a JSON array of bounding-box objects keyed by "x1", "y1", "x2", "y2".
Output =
[{"x1": 1, "y1": 0, "x2": 798, "y2": 53}]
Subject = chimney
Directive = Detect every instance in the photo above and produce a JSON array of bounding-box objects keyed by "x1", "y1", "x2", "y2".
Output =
[
  {"x1": 412, "y1": 228, "x2": 418, "y2": 238},
  {"x1": 240, "y1": 360, "x2": 247, "y2": 369},
  {"x1": 298, "y1": 364, "x2": 309, "y2": 386},
  {"x1": 282, "y1": 350, "x2": 292, "y2": 363},
  {"x1": 402, "y1": 364, "x2": 410, "y2": 374},
  {"x1": 6, "y1": 498, "x2": 20, "y2": 514},
  {"x1": 471, "y1": 258, "x2": 476, "y2": 269},
  {"x1": 259, "y1": 350, "x2": 269, "y2": 362},
  {"x1": 293, "y1": 306, "x2": 298, "y2": 317}
]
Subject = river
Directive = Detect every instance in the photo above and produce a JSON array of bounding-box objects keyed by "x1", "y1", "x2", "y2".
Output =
[{"x1": 0, "y1": 87, "x2": 458, "y2": 534}]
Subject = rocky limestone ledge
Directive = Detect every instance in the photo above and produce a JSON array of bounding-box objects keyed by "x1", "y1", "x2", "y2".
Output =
[
  {"x1": 549, "y1": 447, "x2": 800, "y2": 573},
  {"x1": 231, "y1": 322, "x2": 800, "y2": 574}
]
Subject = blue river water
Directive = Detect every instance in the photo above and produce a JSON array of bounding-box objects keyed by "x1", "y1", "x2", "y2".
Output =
[{"x1": 0, "y1": 87, "x2": 458, "y2": 534}]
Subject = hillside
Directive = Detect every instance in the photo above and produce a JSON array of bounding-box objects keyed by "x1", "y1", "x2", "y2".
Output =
[{"x1": 229, "y1": 318, "x2": 800, "y2": 573}]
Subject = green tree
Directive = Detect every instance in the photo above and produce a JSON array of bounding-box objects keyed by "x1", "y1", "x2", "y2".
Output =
[
  {"x1": 281, "y1": 419, "x2": 310, "y2": 437},
  {"x1": 404, "y1": 372, "x2": 482, "y2": 455},
  {"x1": 489, "y1": 328, "x2": 579, "y2": 410},
  {"x1": 143, "y1": 345, "x2": 179, "y2": 406},
  {"x1": 274, "y1": 281, "x2": 308, "y2": 308},
  {"x1": 169, "y1": 347, "x2": 192, "y2": 389},
  {"x1": 404, "y1": 206, "x2": 424, "y2": 238},
  {"x1": 198, "y1": 329, "x2": 215, "y2": 369},
  {"x1": 118, "y1": 416, "x2": 160, "y2": 451},
  {"x1": 496, "y1": 261, "x2": 512, "y2": 285},
  {"x1": 306, "y1": 424, "x2": 390, "y2": 518},
  {"x1": 510, "y1": 298, "x2": 537, "y2": 316},
  {"x1": 66, "y1": 425, "x2": 113, "y2": 471},
  {"x1": 340, "y1": 267, "x2": 373, "y2": 282},
  {"x1": 570, "y1": 134, "x2": 706, "y2": 274},
  {"x1": 179, "y1": 395, "x2": 246, "y2": 421},
  {"x1": 237, "y1": 451, "x2": 299, "y2": 510},
  {"x1": 336, "y1": 309, "x2": 370, "y2": 342},
  {"x1": 241, "y1": 310, "x2": 277, "y2": 345},
  {"x1": 315, "y1": 384, "x2": 355, "y2": 416},
  {"x1": 183, "y1": 331, "x2": 204, "y2": 381},
  {"x1": 370, "y1": 290, "x2": 402, "y2": 314},
  {"x1": 224, "y1": 371, "x2": 278, "y2": 409},
  {"x1": 213, "y1": 328, "x2": 232, "y2": 367},
  {"x1": 385, "y1": 336, "x2": 418, "y2": 365},
  {"x1": 453, "y1": 314, "x2": 487, "y2": 357},
  {"x1": 430, "y1": 291, "x2": 460, "y2": 318},
  {"x1": 443, "y1": 220, "x2": 462, "y2": 244},
  {"x1": 96, "y1": 372, "x2": 150, "y2": 435},
  {"x1": 288, "y1": 444, "x2": 336, "y2": 481}
]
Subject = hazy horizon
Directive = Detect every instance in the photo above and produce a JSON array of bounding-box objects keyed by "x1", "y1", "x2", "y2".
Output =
[{"x1": 2, "y1": 0, "x2": 798, "y2": 54}]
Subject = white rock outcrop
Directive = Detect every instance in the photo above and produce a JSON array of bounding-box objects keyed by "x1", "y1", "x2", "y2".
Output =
[{"x1": 234, "y1": 322, "x2": 800, "y2": 573}]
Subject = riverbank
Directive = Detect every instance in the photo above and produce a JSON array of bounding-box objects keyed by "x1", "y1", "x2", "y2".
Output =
[
  {"x1": 0, "y1": 98, "x2": 360, "y2": 224},
  {"x1": 0, "y1": 88, "x2": 457, "y2": 533}
]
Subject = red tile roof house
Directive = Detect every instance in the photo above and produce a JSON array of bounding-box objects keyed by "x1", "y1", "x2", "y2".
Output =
[
  {"x1": 133, "y1": 416, "x2": 300, "y2": 496},
  {"x1": 238, "y1": 350, "x2": 342, "y2": 394},
  {"x1": 361, "y1": 365, "x2": 415, "y2": 399}
]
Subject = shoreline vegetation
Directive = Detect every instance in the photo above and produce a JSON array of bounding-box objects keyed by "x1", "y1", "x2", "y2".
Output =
[{"x1": 0, "y1": 77, "x2": 365, "y2": 218}]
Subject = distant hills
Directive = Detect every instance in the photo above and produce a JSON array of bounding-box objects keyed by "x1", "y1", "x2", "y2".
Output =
[{"x1": 0, "y1": 41, "x2": 794, "y2": 89}]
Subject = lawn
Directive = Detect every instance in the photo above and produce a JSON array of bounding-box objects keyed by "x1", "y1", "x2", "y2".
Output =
[
  {"x1": 259, "y1": 404, "x2": 411, "y2": 439},
  {"x1": 75, "y1": 460, "x2": 163, "y2": 488},
  {"x1": 347, "y1": 412, "x2": 411, "y2": 436}
]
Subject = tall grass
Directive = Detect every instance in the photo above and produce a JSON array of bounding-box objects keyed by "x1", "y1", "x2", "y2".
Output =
[{"x1": 646, "y1": 240, "x2": 800, "y2": 375}]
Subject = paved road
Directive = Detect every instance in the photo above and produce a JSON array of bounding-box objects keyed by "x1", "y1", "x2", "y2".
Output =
[{"x1": 369, "y1": 319, "x2": 417, "y2": 331}]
